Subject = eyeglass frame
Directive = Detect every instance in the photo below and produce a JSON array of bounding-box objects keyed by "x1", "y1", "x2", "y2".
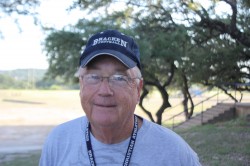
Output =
[{"x1": 79, "y1": 73, "x2": 142, "y2": 88}]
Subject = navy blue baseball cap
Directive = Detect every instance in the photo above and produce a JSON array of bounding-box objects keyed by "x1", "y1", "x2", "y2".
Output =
[{"x1": 79, "y1": 30, "x2": 141, "y2": 70}]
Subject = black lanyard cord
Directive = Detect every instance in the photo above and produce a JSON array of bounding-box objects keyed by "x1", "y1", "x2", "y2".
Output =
[{"x1": 85, "y1": 115, "x2": 139, "y2": 166}]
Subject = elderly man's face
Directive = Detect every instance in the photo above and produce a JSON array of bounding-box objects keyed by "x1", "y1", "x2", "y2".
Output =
[{"x1": 79, "y1": 55, "x2": 142, "y2": 128}]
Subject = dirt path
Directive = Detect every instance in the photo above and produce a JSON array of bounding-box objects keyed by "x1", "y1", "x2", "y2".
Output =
[
  {"x1": 0, "y1": 125, "x2": 54, "y2": 163},
  {"x1": 0, "y1": 90, "x2": 84, "y2": 163},
  {"x1": 0, "y1": 114, "x2": 82, "y2": 164},
  {"x1": 0, "y1": 125, "x2": 53, "y2": 153}
]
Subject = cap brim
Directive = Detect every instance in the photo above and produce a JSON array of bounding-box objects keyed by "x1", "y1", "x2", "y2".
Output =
[{"x1": 80, "y1": 49, "x2": 137, "y2": 69}]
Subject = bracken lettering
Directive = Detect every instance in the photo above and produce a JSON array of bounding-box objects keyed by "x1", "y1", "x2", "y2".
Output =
[{"x1": 92, "y1": 37, "x2": 128, "y2": 47}]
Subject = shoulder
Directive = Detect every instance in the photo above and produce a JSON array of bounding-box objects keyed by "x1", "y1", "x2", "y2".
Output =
[
  {"x1": 45, "y1": 116, "x2": 87, "y2": 142},
  {"x1": 55, "y1": 116, "x2": 87, "y2": 130},
  {"x1": 40, "y1": 116, "x2": 89, "y2": 165},
  {"x1": 141, "y1": 118, "x2": 194, "y2": 148},
  {"x1": 138, "y1": 118, "x2": 201, "y2": 165},
  {"x1": 140, "y1": 118, "x2": 183, "y2": 141}
]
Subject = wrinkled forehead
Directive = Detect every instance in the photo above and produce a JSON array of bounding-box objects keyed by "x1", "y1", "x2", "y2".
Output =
[{"x1": 85, "y1": 54, "x2": 128, "y2": 70}]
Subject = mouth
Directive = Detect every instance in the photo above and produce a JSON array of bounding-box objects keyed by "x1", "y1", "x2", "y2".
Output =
[{"x1": 94, "y1": 103, "x2": 116, "y2": 108}]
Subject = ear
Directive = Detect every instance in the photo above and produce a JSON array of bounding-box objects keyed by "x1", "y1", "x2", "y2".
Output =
[
  {"x1": 137, "y1": 79, "x2": 144, "y2": 102},
  {"x1": 79, "y1": 77, "x2": 84, "y2": 95}
]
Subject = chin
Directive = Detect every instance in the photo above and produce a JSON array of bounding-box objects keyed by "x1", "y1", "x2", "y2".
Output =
[{"x1": 91, "y1": 114, "x2": 118, "y2": 127}]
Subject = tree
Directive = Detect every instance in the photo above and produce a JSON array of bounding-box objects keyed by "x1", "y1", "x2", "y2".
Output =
[
  {"x1": 43, "y1": 0, "x2": 250, "y2": 124},
  {"x1": 0, "y1": 0, "x2": 40, "y2": 16},
  {"x1": 44, "y1": 30, "x2": 84, "y2": 82},
  {"x1": 181, "y1": 0, "x2": 250, "y2": 47},
  {"x1": 186, "y1": 32, "x2": 250, "y2": 100},
  {"x1": 0, "y1": 0, "x2": 40, "y2": 37},
  {"x1": 179, "y1": 0, "x2": 250, "y2": 98}
]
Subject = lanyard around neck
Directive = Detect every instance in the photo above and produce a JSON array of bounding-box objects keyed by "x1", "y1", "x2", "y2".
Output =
[{"x1": 85, "y1": 115, "x2": 139, "y2": 166}]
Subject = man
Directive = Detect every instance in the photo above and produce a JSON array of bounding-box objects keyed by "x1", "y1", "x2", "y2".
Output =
[{"x1": 39, "y1": 30, "x2": 201, "y2": 166}]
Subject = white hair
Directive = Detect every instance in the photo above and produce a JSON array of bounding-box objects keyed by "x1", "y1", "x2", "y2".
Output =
[{"x1": 130, "y1": 66, "x2": 142, "y2": 86}]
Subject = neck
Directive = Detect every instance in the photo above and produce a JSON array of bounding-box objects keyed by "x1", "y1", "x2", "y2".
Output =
[{"x1": 89, "y1": 116, "x2": 142, "y2": 144}]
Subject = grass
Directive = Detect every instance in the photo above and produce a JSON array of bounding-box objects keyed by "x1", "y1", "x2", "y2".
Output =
[
  {"x1": 176, "y1": 117, "x2": 250, "y2": 166},
  {"x1": 1, "y1": 117, "x2": 249, "y2": 166},
  {"x1": 0, "y1": 152, "x2": 40, "y2": 166}
]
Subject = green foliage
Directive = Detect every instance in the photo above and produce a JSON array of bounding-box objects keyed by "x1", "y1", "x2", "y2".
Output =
[
  {"x1": 243, "y1": 0, "x2": 250, "y2": 7},
  {"x1": 0, "y1": 69, "x2": 45, "y2": 89},
  {"x1": 0, "y1": 74, "x2": 25, "y2": 89},
  {"x1": 44, "y1": 30, "x2": 84, "y2": 82},
  {"x1": 71, "y1": 0, "x2": 113, "y2": 13},
  {"x1": 65, "y1": 0, "x2": 250, "y2": 87},
  {"x1": 187, "y1": 32, "x2": 250, "y2": 86},
  {"x1": 0, "y1": 69, "x2": 46, "y2": 80},
  {"x1": 0, "y1": 69, "x2": 78, "y2": 90}
]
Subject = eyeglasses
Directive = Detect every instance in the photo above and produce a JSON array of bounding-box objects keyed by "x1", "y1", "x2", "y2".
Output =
[{"x1": 80, "y1": 74, "x2": 141, "y2": 88}]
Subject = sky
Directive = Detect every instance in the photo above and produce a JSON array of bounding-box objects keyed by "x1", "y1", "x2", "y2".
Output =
[
  {"x1": 0, "y1": 0, "x2": 82, "y2": 70},
  {"x1": 0, "y1": 0, "x2": 229, "y2": 71}
]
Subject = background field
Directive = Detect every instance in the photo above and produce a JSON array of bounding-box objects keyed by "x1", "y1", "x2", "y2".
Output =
[
  {"x1": 1, "y1": 88, "x2": 249, "y2": 125},
  {"x1": 0, "y1": 89, "x2": 249, "y2": 165}
]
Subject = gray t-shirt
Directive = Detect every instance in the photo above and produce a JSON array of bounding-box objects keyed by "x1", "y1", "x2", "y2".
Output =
[{"x1": 39, "y1": 116, "x2": 201, "y2": 166}]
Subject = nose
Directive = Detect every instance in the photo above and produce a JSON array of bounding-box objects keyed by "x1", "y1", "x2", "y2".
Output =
[{"x1": 97, "y1": 78, "x2": 114, "y2": 96}]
